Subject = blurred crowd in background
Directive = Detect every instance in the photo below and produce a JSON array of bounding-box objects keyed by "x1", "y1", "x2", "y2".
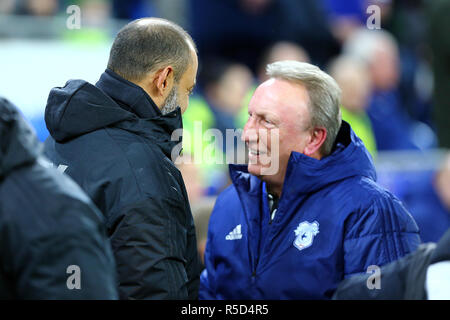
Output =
[{"x1": 1, "y1": 0, "x2": 449, "y2": 264}]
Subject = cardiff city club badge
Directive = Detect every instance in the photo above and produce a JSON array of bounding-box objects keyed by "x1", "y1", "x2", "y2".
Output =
[{"x1": 293, "y1": 221, "x2": 320, "y2": 251}]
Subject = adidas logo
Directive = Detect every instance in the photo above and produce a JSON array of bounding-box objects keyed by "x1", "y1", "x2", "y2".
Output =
[{"x1": 225, "y1": 224, "x2": 243, "y2": 240}]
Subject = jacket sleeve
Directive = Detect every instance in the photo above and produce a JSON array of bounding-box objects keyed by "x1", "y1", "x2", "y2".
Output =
[
  {"x1": 199, "y1": 223, "x2": 217, "y2": 300},
  {"x1": 343, "y1": 193, "x2": 421, "y2": 278},
  {"x1": 199, "y1": 204, "x2": 218, "y2": 300},
  {"x1": 199, "y1": 269, "x2": 216, "y2": 299},
  {"x1": 185, "y1": 207, "x2": 203, "y2": 299},
  {"x1": 333, "y1": 243, "x2": 435, "y2": 300},
  {"x1": 109, "y1": 197, "x2": 201, "y2": 300},
  {"x1": 9, "y1": 222, "x2": 118, "y2": 299}
]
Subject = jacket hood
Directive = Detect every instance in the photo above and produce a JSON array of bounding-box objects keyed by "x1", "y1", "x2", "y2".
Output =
[
  {"x1": 230, "y1": 121, "x2": 377, "y2": 196},
  {"x1": 45, "y1": 78, "x2": 135, "y2": 142},
  {"x1": 0, "y1": 98, "x2": 41, "y2": 178},
  {"x1": 45, "y1": 70, "x2": 183, "y2": 158}
]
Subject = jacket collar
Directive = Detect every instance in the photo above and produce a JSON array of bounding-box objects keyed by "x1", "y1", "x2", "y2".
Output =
[
  {"x1": 114, "y1": 108, "x2": 183, "y2": 159},
  {"x1": 96, "y1": 69, "x2": 183, "y2": 159},
  {"x1": 96, "y1": 69, "x2": 162, "y2": 119}
]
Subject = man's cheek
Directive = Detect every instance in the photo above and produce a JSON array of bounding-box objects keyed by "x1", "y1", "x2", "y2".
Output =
[{"x1": 261, "y1": 134, "x2": 280, "y2": 176}]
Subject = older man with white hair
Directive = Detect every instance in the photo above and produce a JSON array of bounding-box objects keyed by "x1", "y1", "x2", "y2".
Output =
[{"x1": 199, "y1": 60, "x2": 421, "y2": 299}]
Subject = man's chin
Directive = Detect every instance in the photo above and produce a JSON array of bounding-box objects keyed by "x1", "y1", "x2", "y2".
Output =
[
  {"x1": 247, "y1": 163, "x2": 278, "y2": 178},
  {"x1": 247, "y1": 163, "x2": 262, "y2": 177}
]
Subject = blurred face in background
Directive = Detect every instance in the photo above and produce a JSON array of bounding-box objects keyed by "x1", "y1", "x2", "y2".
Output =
[
  {"x1": 80, "y1": 0, "x2": 112, "y2": 27},
  {"x1": 435, "y1": 157, "x2": 450, "y2": 211},
  {"x1": 331, "y1": 58, "x2": 372, "y2": 113},
  {"x1": 242, "y1": 78, "x2": 313, "y2": 192},
  {"x1": 258, "y1": 42, "x2": 310, "y2": 82},
  {"x1": 26, "y1": 0, "x2": 58, "y2": 16},
  {"x1": 370, "y1": 40, "x2": 399, "y2": 91},
  {"x1": 212, "y1": 64, "x2": 253, "y2": 115}
]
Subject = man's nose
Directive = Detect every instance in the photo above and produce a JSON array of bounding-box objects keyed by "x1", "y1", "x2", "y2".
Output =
[{"x1": 242, "y1": 117, "x2": 258, "y2": 143}]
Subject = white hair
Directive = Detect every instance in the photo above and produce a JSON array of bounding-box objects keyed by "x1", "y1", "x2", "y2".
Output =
[{"x1": 266, "y1": 60, "x2": 342, "y2": 156}]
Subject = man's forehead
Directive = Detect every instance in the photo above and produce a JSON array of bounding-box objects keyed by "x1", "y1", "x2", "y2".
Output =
[
  {"x1": 259, "y1": 77, "x2": 305, "y2": 93},
  {"x1": 252, "y1": 78, "x2": 308, "y2": 108},
  {"x1": 249, "y1": 78, "x2": 311, "y2": 128}
]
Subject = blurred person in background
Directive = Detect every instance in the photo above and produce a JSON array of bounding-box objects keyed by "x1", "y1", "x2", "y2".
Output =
[
  {"x1": 322, "y1": 0, "x2": 393, "y2": 44},
  {"x1": 256, "y1": 41, "x2": 311, "y2": 83},
  {"x1": 0, "y1": 97, "x2": 118, "y2": 299},
  {"x1": 188, "y1": 0, "x2": 339, "y2": 72},
  {"x1": 328, "y1": 55, "x2": 377, "y2": 157},
  {"x1": 43, "y1": 18, "x2": 201, "y2": 299},
  {"x1": 238, "y1": 41, "x2": 311, "y2": 130},
  {"x1": 322, "y1": 0, "x2": 368, "y2": 44},
  {"x1": 181, "y1": 99, "x2": 229, "y2": 196},
  {"x1": 23, "y1": 0, "x2": 58, "y2": 16},
  {"x1": 182, "y1": 58, "x2": 253, "y2": 197},
  {"x1": 427, "y1": 0, "x2": 450, "y2": 149},
  {"x1": 190, "y1": 198, "x2": 216, "y2": 268},
  {"x1": 399, "y1": 154, "x2": 450, "y2": 243},
  {"x1": 344, "y1": 28, "x2": 433, "y2": 151},
  {"x1": 323, "y1": 0, "x2": 433, "y2": 131},
  {"x1": 198, "y1": 57, "x2": 253, "y2": 144},
  {"x1": 382, "y1": 0, "x2": 434, "y2": 128},
  {"x1": 200, "y1": 61, "x2": 420, "y2": 300}
]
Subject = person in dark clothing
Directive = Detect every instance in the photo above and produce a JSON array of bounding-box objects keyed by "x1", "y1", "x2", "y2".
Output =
[
  {"x1": 189, "y1": 0, "x2": 339, "y2": 71},
  {"x1": 0, "y1": 97, "x2": 118, "y2": 300},
  {"x1": 44, "y1": 18, "x2": 201, "y2": 299},
  {"x1": 332, "y1": 228, "x2": 450, "y2": 300},
  {"x1": 400, "y1": 162, "x2": 450, "y2": 244},
  {"x1": 428, "y1": 0, "x2": 450, "y2": 149}
]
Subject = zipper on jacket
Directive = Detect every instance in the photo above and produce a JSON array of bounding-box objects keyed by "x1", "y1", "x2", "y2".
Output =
[
  {"x1": 269, "y1": 208, "x2": 277, "y2": 225},
  {"x1": 267, "y1": 191, "x2": 278, "y2": 225}
]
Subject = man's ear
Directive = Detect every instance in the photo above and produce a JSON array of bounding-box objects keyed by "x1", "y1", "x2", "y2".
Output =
[
  {"x1": 303, "y1": 127, "x2": 327, "y2": 159},
  {"x1": 153, "y1": 66, "x2": 175, "y2": 98}
]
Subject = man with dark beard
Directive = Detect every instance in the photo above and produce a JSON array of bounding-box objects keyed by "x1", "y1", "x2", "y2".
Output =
[{"x1": 44, "y1": 18, "x2": 201, "y2": 299}]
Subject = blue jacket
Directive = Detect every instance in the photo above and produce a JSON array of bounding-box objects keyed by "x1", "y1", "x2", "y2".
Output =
[{"x1": 199, "y1": 121, "x2": 421, "y2": 299}]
